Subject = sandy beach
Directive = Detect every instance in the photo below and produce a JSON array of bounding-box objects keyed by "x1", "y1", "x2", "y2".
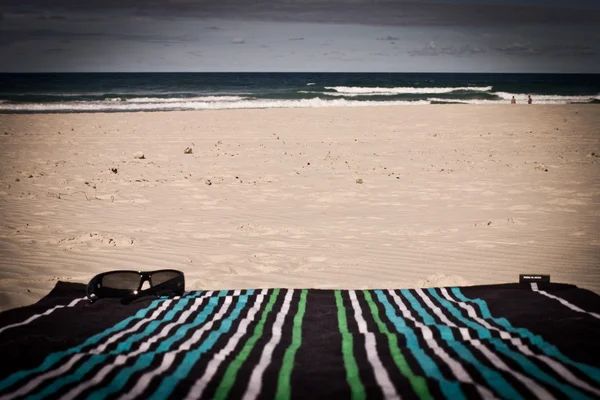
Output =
[{"x1": 0, "y1": 105, "x2": 599, "y2": 311}]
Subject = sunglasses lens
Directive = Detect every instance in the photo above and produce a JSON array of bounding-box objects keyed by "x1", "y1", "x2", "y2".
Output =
[
  {"x1": 102, "y1": 272, "x2": 141, "y2": 290},
  {"x1": 151, "y1": 271, "x2": 181, "y2": 285}
]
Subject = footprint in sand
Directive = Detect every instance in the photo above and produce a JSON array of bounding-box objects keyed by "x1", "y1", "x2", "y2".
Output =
[
  {"x1": 474, "y1": 218, "x2": 526, "y2": 227},
  {"x1": 57, "y1": 232, "x2": 135, "y2": 249}
]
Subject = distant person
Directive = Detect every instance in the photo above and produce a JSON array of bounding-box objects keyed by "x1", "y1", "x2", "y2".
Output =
[
  {"x1": 528, "y1": 95, "x2": 532, "y2": 104},
  {"x1": 511, "y1": 96, "x2": 516, "y2": 104}
]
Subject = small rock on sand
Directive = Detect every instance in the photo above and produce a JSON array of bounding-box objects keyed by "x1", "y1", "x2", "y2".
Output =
[
  {"x1": 184, "y1": 147, "x2": 193, "y2": 154},
  {"x1": 133, "y1": 151, "x2": 145, "y2": 159},
  {"x1": 356, "y1": 178, "x2": 363, "y2": 184},
  {"x1": 534, "y1": 164, "x2": 548, "y2": 172}
]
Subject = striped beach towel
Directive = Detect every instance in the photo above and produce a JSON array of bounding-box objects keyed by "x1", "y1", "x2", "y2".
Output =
[{"x1": 0, "y1": 281, "x2": 599, "y2": 399}]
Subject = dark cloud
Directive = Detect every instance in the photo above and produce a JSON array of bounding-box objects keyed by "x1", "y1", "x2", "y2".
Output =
[
  {"x1": 377, "y1": 36, "x2": 399, "y2": 41},
  {"x1": 496, "y1": 42, "x2": 595, "y2": 56},
  {"x1": 289, "y1": 37, "x2": 304, "y2": 41},
  {"x1": 2, "y1": 1, "x2": 599, "y2": 26},
  {"x1": 0, "y1": 28, "x2": 199, "y2": 46}
]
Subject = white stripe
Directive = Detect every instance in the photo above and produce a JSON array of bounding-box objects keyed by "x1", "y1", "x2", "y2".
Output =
[
  {"x1": 348, "y1": 290, "x2": 400, "y2": 400},
  {"x1": 242, "y1": 289, "x2": 294, "y2": 400},
  {"x1": 60, "y1": 291, "x2": 214, "y2": 400},
  {"x1": 117, "y1": 290, "x2": 242, "y2": 400},
  {"x1": 530, "y1": 283, "x2": 600, "y2": 320},
  {"x1": 0, "y1": 297, "x2": 85, "y2": 335},
  {"x1": 442, "y1": 288, "x2": 600, "y2": 397},
  {"x1": 415, "y1": 289, "x2": 556, "y2": 400},
  {"x1": 185, "y1": 289, "x2": 269, "y2": 400},
  {"x1": 387, "y1": 291, "x2": 497, "y2": 400}
]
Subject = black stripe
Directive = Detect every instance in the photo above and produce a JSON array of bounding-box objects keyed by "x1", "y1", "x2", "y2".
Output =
[{"x1": 291, "y1": 289, "x2": 349, "y2": 400}]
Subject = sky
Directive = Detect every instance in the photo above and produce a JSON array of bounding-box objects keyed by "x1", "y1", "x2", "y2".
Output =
[{"x1": 0, "y1": 0, "x2": 599, "y2": 73}]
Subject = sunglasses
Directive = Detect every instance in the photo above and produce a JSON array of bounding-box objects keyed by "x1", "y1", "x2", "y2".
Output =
[{"x1": 86, "y1": 269, "x2": 185, "y2": 304}]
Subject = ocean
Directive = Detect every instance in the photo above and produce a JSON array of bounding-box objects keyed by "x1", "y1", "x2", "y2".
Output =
[{"x1": 0, "y1": 72, "x2": 599, "y2": 113}]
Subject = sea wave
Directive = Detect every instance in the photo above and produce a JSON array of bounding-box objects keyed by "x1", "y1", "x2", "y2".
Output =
[
  {"x1": 0, "y1": 97, "x2": 430, "y2": 112},
  {"x1": 103, "y1": 96, "x2": 247, "y2": 103},
  {"x1": 324, "y1": 86, "x2": 493, "y2": 95}
]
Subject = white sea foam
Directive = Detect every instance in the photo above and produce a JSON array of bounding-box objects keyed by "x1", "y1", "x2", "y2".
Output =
[
  {"x1": 324, "y1": 86, "x2": 493, "y2": 95},
  {"x1": 0, "y1": 97, "x2": 430, "y2": 112},
  {"x1": 103, "y1": 96, "x2": 246, "y2": 103},
  {"x1": 298, "y1": 91, "x2": 392, "y2": 97},
  {"x1": 306, "y1": 83, "x2": 315, "y2": 86}
]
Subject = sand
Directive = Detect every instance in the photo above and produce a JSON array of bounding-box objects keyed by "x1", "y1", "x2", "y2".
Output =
[{"x1": 0, "y1": 105, "x2": 599, "y2": 311}]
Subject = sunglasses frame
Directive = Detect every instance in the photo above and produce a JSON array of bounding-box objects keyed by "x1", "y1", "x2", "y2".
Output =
[{"x1": 86, "y1": 269, "x2": 185, "y2": 304}]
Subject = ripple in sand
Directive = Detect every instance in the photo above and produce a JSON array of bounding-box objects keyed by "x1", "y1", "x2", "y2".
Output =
[
  {"x1": 34, "y1": 211, "x2": 56, "y2": 216},
  {"x1": 416, "y1": 273, "x2": 472, "y2": 288}
]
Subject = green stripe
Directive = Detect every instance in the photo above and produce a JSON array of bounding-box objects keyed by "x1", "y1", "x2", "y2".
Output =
[
  {"x1": 213, "y1": 289, "x2": 280, "y2": 400},
  {"x1": 335, "y1": 290, "x2": 366, "y2": 400},
  {"x1": 275, "y1": 289, "x2": 308, "y2": 400},
  {"x1": 363, "y1": 291, "x2": 434, "y2": 400}
]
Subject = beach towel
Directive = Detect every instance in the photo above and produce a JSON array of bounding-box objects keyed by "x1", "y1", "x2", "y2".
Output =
[{"x1": 0, "y1": 281, "x2": 599, "y2": 399}]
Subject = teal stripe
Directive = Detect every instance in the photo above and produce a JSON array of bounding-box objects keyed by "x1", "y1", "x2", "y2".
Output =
[
  {"x1": 0, "y1": 295, "x2": 173, "y2": 392},
  {"x1": 427, "y1": 289, "x2": 593, "y2": 399},
  {"x1": 400, "y1": 290, "x2": 523, "y2": 400},
  {"x1": 86, "y1": 291, "x2": 231, "y2": 400},
  {"x1": 374, "y1": 290, "x2": 465, "y2": 400},
  {"x1": 147, "y1": 289, "x2": 256, "y2": 400},
  {"x1": 451, "y1": 288, "x2": 600, "y2": 383},
  {"x1": 33, "y1": 291, "x2": 207, "y2": 399}
]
